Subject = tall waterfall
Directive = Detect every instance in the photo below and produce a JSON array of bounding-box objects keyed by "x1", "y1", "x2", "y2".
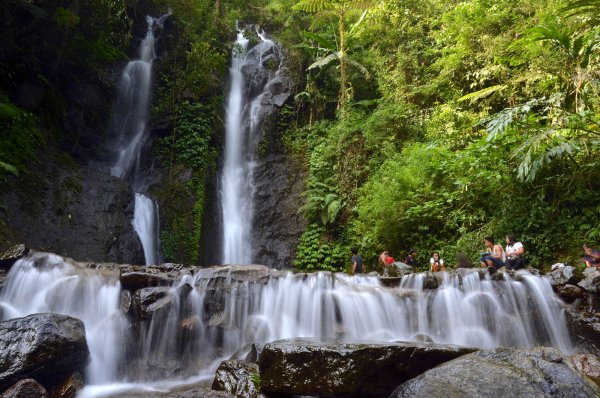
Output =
[
  {"x1": 110, "y1": 15, "x2": 169, "y2": 265},
  {"x1": 0, "y1": 252, "x2": 574, "y2": 395},
  {"x1": 220, "y1": 27, "x2": 286, "y2": 264}
]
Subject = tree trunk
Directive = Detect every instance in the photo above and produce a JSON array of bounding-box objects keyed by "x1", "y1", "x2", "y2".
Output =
[{"x1": 338, "y1": 12, "x2": 347, "y2": 113}]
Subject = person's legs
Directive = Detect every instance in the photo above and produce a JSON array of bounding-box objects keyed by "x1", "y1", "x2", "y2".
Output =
[{"x1": 505, "y1": 258, "x2": 515, "y2": 270}]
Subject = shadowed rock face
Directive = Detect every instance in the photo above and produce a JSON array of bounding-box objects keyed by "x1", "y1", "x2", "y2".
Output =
[
  {"x1": 212, "y1": 360, "x2": 261, "y2": 398},
  {"x1": 0, "y1": 313, "x2": 89, "y2": 392},
  {"x1": 389, "y1": 347, "x2": 600, "y2": 398},
  {"x1": 258, "y1": 338, "x2": 478, "y2": 398},
  {"x1": 2, "y1": 166, "x2": 143, "y2": 264}
]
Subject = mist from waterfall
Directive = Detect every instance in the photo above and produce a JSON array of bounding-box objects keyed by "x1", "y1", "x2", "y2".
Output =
[
  {"x1": 220, "y1": 27, "x2": 285, "y2": 264},
  {"x1": 110, "y1": 15, "x2": 169, "y2": 265}
]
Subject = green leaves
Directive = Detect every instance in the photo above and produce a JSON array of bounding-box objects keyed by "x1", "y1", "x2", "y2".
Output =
[{"x1": 293, "y1": 0, "x2": 336, "y2": 13}]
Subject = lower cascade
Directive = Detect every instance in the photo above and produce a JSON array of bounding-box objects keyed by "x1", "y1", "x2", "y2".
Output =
[{"x1": 0, "y1": 252, "x2": 576, "y2": 395}]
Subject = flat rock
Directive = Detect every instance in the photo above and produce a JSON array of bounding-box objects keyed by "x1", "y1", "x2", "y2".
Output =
[
  {"x1": 0, "y1": 378, "x2": 48, "y2": 398},
  {"x1": 0, "y1": 314, "x2": 89, "y2": 392},
  {"x1": 258, "y1": 338, "x2": 477, "y2": 398},
  {"x1": 389, "y1": 347, "x2": 600, "y2": 398}
]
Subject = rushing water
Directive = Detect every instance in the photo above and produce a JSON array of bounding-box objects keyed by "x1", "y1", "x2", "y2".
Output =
[
  {"x1": 220, "y1": 27, "x2": 285, "y2": 264},
  {"x1": 109, "y1": 15, "x2": 169, "y2": 265},
  {"x1": 0, "y1": 252, "x2": 574, "y2": 396}
]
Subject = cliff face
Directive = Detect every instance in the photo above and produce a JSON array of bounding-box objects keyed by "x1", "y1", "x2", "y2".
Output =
[{"x1": 0, "y1": 1, "x2": 171, "y2": 263}]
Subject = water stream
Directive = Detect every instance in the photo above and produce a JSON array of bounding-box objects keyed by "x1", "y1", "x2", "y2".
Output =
[
  {"x1": 220, "y1": 27, "x2": 285, "y2": 264},
  {"x1": 0, "y1": 252, "x2": 573, "y2": 396},
  {"x1": 109, "y1": 14, "x2": 170, "y2": 265}
]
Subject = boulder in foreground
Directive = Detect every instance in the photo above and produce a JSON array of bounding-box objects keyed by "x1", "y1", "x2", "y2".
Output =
[
  {"x1": 389, "y1": 347, "x2": 600, "y2": 398},
  {"x1": 258, "y1": 338, "x2": 477, "y2": 398},
  {"x1": 0, "y1": 313, "x2": 89, "y2": 392}
]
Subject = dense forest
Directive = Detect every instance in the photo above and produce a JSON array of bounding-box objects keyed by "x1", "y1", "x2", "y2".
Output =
[{"x1": 2, "y1": 0, "x2": 600, "y2": 271}]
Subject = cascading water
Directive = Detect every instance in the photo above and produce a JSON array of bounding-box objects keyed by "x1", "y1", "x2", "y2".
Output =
[
  {"x1": 220, "y1": 27, "x2": 286, "y2": 264},
  {"x1": 109, "y1": 14, "x2": 170, "y2": 265},
  {"x1": 0, "y1": 252, "x2": 575, "y2": 395}
]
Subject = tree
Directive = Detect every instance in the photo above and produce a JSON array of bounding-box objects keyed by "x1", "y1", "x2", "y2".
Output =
[{"x1": 293, "y1": 0, "x2": 371, "y2": 112}]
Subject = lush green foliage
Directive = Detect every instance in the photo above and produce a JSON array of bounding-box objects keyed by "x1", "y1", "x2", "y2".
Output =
[{"x1": 278, "y1": 0, "x2": 600, "y2": 270}]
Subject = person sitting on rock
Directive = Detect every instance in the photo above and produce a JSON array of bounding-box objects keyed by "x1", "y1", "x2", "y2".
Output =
[
  {"x1": 430, "y1": 252, "x2": 445, "y2": 272},
  {"x1": 505, "y1": 234, "x2": 525, "y2": 270},
  {"x1": 405, "y1": 249, "x2": 417, "y2": 268},
  {"x1": 479, "y1": 237, "x2": 505, "y2": 269},
  {"x1": 582, "y1": 244, "x2": 600, "y2": 268}
]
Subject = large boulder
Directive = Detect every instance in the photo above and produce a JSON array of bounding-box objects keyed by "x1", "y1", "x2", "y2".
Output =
[
  {"x1": 212, "y1": 360, "x2": 262, "y2": 398},
  {"x1": 258, "y1": 338, "x2": 477, "y2": 398},
  {"x1": 0, "y1": 314, "x2": 89, "y2": 392},
  {"x1": 131, "y1": 285, "x2": 192, "y2": 321},
  {"x1": 389, "y1": 347, "x2": 600, "y2": 398},
  {"x1": 547, "y1": 266, "x2": 583, "y2": 288},
  {"x1": 0, "y1": 379, "x2": 48, "y2": 398}
]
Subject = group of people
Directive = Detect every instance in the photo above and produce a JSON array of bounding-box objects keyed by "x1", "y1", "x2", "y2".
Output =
[
  {"x1": 478, "y1": 234, "x2": 526, "y2": 270},
  {"x1": 350, "y1": 234, "x2": 600, "y2": 275},
  {"x1": 350, "y1": 233, "x2": 527, "y2": 274}
]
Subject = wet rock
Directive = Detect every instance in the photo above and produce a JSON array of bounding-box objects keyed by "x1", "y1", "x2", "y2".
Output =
[
  {"x1": 252, "y1": 155, "x2": 307, "y2": 269},
  {"x1": 547, "y1": 265, "x2": 583, "y2": 288},
  {"x1": 258, "y1": 338, "x2": 477, "y2": 398},
  {"x1": 556, "y1": 284, "x2": 586, "y2": 302},
  {"x1": 0, "y1": 314, "x2": 89, "y2": 392},
  {"x1": 566, "y1": 308, "x2": 600, "y2": 355},
  {"x1": 0, "y1": 378, "x2": 48, "y2": 398},
  {"x1": 0, "y1": 244, "x2": 29, "y2": 269},
  {"x1": 49, "y1": 371, "x2": 83, "y2": 398},
  {"x1": 133, "y1": 287, "x2": 174, "y2": 320},
  {"x1": 579, "y1": 267, "x2": 600, "y2": 293},
  {"x1": 389, "y1": 347, "x2": 600, "y2": 398},
  {"x1": 204, "y1": 392, "x2": 233, "y2": 398},
  {"x1": 212, "y1": 360, "x2": 262, "y2": 398},
  {"x1": 195, "y1": 265, "x2": 270, "y2": 284},
  {"x1": 422, "y1": 272, "x2": 439, "y2": 289},
  {"x1": 569, "y1": 354, "x2": 600, "y2": 384},
  {"x1": 120, "y1": 289, "x2": 133, "y2": 314},
  {"x1": 119, "y1": 263, "x2": 187, "y2": 290}
]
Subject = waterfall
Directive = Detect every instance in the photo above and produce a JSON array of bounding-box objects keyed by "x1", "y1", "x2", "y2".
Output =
[
  {"x1": 109, "y1": 14, "x2": 169, "y2": 265},
  {"x1": 220, "y1": 27, "x2": 285, "y2": 264},
  {"x1": 0, "y1": 253, "x2": 575, "y2": 395}
]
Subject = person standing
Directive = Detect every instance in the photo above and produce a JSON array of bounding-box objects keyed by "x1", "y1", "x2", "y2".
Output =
[
  {"x1": 505, "y1": 234, "x2": 525, "y2": 270},
  {"x1": 351, "y1": 246, "x2": 364, "y2": 275}
]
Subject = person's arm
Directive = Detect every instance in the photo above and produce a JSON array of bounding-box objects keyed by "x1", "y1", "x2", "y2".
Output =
[
  {"x1": 493, "y1": 245, "x2": 502, "y2": 259},
  {"x1": 352, "y1": 259, "x2": 357, "y2": 274}
]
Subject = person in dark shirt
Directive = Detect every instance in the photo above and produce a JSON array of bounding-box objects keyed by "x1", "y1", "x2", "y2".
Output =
[
  {"x1": 405, "y1": 249, "x2": 417, "y2": 267},
  {"x1": 351, "y1": 246, "x2": 363, "y2": 275}
]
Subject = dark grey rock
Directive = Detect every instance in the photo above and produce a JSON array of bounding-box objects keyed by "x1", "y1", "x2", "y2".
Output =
[
  {"x1": 2, "y1": 166, "x2": 144, "y2": 264},
  {"x1": 556, "y1": 284, "x2": 586, "y2": 302},
  {"x1": 228, "y1": 343, "x2": 262, "y2": 364},
  {"x1": 258, "y1": 338, "x2": 477, "y2": 398},
  {"x1": 0, "y1": 245, "x2": 28, "y2": 270},
  {"x1": 212, "y1": 360, "x2": 262, "y2": 398},
  {"x1": 0, "y1": 314, "x2": 89, "y2": 392},
  {"x1": 49, "y1": 371, "x2": 83, "y2": 398},
  {"x1": 389, "y1": 347, "x2": 600, "y2": 398},
  {"x1": 0, "y1": 378, "x2": 48, "y2": 398}
]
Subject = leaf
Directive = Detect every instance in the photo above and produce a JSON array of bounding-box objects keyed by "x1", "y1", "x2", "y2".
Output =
[
  {"x1": 0, "y1": 161, "x2": 18, "y2": 175},
  {"x1": 308, "y1": 53, "x2": 339, "y2": 70},
  {"x1": 347, "y1": 59, "x2": 370, "y2": 79},
  {"x1": 458, "y1": 85, "x2": 507, "y2": 103},
  {"x1": 293, "y1": 0, "x2": 335, "y2": 13},
  {"x1": 301, "y1": 31, "x2": 337, "y2": 51},
  {"x1": 348, "y1": 9, "x2": 368, "y2": 37}
]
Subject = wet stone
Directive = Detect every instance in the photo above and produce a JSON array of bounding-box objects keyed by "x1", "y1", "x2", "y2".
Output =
[{"x1": 0, "y1": 378, "x2": 48, "y2": 398}]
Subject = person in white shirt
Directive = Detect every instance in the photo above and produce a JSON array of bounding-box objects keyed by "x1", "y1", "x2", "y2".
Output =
[{"x1": 505, "y1": 234, "x2": 525, "y2": 270}]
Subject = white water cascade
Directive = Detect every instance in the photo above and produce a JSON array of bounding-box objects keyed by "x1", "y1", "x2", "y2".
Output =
[
  {"x1": 0, "y1": 253, "x2": 575, "y2": 395},
  {"x1": 220, "y1": 27, "x2": 285, "y2": 264},
  {"x1": 109, "y1": 14, "x2": 169, "y2": 265}
]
